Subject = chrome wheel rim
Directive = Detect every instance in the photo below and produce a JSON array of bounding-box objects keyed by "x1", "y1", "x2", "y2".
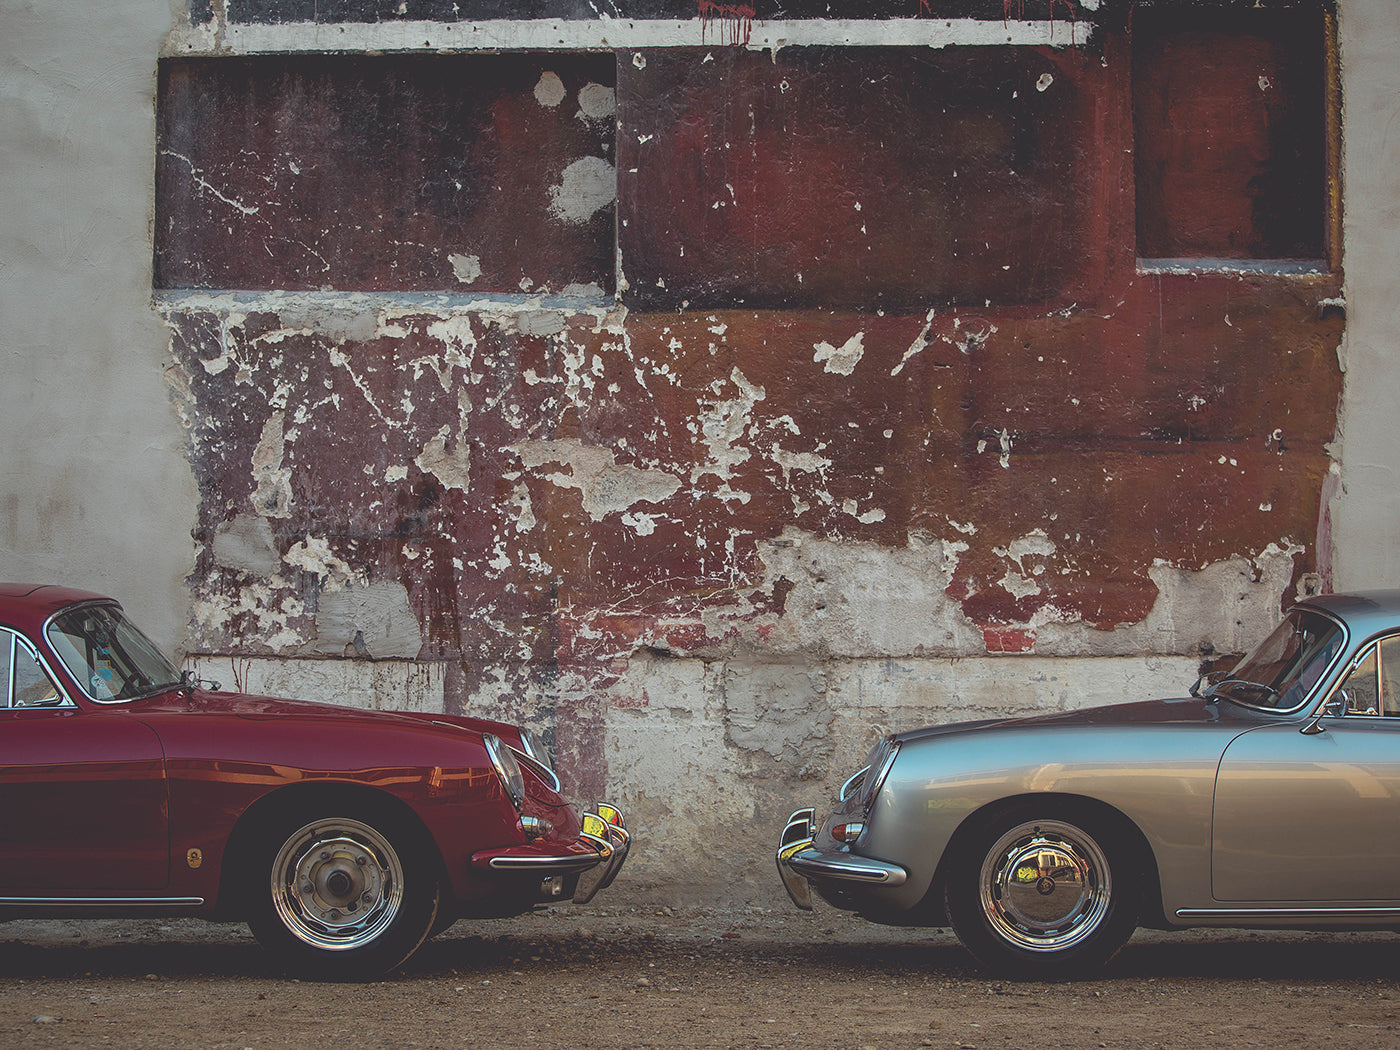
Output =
[
  {"x1": 979, "y1": 819, "x2": 1112, "y2": 953},
  {"x1": 270, "y1": 818, "x2": 404, "y2": 952}
]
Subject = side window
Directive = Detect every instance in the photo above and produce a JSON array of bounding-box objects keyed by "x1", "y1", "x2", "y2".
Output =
[
  {"x1": 0, "y1": 628, "x2": 63, "y2": 709},
  {"x1": 1382, "y1": 637, "x2": 1400, "y2": 716},
  {"x1": 1336, "y1": 636, "x2": 1400, "y2": 717},
  {"x1": 0, "y1": 630, "x2": 11, "y2": 707},
  {"x1": 1339, "y1": 646, "x2": 1379, "y2": 715}
]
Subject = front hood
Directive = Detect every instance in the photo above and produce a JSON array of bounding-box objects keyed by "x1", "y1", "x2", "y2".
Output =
[
  {"x1": 133, "y1": 689, "x2": 494, "y2": 734},
  {"x1": 187, "y1": 689, "x2": 432, "y2": 725},
  {"x1": 893, "y1": 696, "x2": 1257, "y2": 746}
]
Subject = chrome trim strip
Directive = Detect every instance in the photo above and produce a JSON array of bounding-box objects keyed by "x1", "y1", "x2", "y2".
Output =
[
  {"x1": 863, "y1": 741, "x2": 900, "y2": 817},
  {"x1": 839, "y1": 766, "x2": 869, "y2": 803},
  {"x1": 786, "y1": 847, "x2": 908, "y2": 887},
  {"x1": 0, "y1": 896, "x2": 204, "y2": 907},
  {"x1": 0, "y1": 625, "x2": 76, "y2": 710},
  {"x1": 486, "y1": 854, "x2": 600, "y2": 872},
  {"x1": 1177, "y1": 906, "x2": 1400, "y2": 918},
  {"x1": 509, "y1": 745, "x2": 562, "y2": 793}
]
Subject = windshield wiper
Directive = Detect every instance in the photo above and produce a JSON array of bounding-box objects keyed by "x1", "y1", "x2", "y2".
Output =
[{"x1": 1204, "y1": 676, "x2": 1280, "y2": 706}]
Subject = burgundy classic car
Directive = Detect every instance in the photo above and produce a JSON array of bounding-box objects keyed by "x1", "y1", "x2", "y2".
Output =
[{"x1": 0, "y1": 583, "x2": 629, "y2": 978}]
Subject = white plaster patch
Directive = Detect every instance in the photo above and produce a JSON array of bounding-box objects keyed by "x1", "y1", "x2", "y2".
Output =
[
  {"x1": 812, "y1": 332, "x2": 865, "y2": 375},
  {"x1": 577, "y1": 82, "x2": 616, "y2": 120},
  {"x1": 512, "y1": 438, "x2": 681, "y2": 520},
  {"x1": 622, "y1": 511, "x2": 663, "y2": 536},
  {"x1": 416, "y1": 424, "x2": 471, "y2": 492},
  {"x1": 312, "y1": 580, "x2": 423, "y2": 659},
  {"x1": 534, "y1": 71, "x2": 566, "y2": 107},
  {"x1": 995, "y1": 529, "x2": 1057, "y2": 570},
  {"x1": 694, "y1": 368, "x2": 765, "y2": 491},
  {"x1": 768, "y1": 445, "x2": 832, "y2": 483},
  {"x1": 212, "y1": 513, "x2": 279, "y2": 577},
  {"x1": 510, "y1": 481, "x2": 537, "y2": 532},
  {"x1": 283, "y1": 535, "x2": 355, "y2": 590},
  {"x1": 251, "y1": 410, "x2": 294, "y2": 518},
  {"x1": 892, "y1": 309, "x2": 936, "y2": 376},
  {"x1": 449, "y1": 253, "x2": 482, "y2": 284},
  {"x1": 549, "y1": 157, "x2": 617, "y2": 225}
]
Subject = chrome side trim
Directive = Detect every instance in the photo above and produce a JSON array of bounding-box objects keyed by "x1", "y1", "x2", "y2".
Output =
[
  {"x1": 0, "y1": 627, "x2": 75, "y2": 709},
  {"x1": 486, "y1": 854, "x2": 601, "y2": 873},
  {"x1": 839, "y1": 766, "x2": 869, "y2": 803},
  {"x1": 1177, "y1": 906, "x2": 1400, "y2": 919},
  {"x1": 0, "y1": 896, "x2": 204, "y2": 907},
  {"x1": 509, "y1": 745, "x2": 562, "y2": 793},
  {"x1": 787, "y1": 848, "x2": 908, "y2": 887}
]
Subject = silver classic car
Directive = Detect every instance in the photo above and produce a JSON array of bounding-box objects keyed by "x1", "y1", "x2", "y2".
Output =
[{"x1": 777, "y1": 590, "x2": 1400, "y2": 977}]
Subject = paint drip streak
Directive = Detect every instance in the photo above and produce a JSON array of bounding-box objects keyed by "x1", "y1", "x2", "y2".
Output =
[{"x1": 698, "y1": 0, "x2": 754, "y2": 46}]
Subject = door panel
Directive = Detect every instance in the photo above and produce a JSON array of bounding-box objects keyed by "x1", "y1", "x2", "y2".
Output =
[
  {"x1": 0, "y1": 709, "x2": 169, "y2": 892},
  {"x1": 1214, "y1": 720, "x2": 1400, "y2": 902}
]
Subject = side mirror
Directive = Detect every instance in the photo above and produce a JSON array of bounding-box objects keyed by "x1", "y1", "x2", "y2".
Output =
[{"x1": 1301, "y1": 693, "x2": 1348, "y2": 735}]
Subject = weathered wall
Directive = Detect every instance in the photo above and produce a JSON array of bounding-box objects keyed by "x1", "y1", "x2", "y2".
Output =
[
  {"x1": 1331, "y1": 2, "x2": 1400, "y2": 590},
  {"x1": 0, "y1": 0, "x2": 196, "y2": 646},
  {"x1": 2, "y1": 0, "x2": 1388, "y2": 908}
]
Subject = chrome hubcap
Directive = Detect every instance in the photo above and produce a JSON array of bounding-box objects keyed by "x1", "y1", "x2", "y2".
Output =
[
  {"x1": 979, "y1": 819, "x2": 1111, "y2": 952},
  {"x1": 271, "y1": 819, "x2": 403, "y2": 951}
]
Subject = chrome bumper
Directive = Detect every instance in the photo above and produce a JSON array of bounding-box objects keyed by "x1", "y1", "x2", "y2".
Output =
[
  {"x1": 775, "y1": 807, "x2": 907, "y2": 910},
  {"x1": 470, "y1": 804, "x2": 630, "y2": 904}
]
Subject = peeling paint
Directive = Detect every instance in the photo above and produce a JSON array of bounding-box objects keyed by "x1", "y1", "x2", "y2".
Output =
[
  {"x1": 812, "y1": 332, "x2": 866, "y2": 375},
  {"x1": 512, "y1": 438, "x2": 681, "y2": 520}
]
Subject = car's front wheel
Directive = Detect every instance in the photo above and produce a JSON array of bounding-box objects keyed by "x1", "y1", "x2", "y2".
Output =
[
  {"x1": 247, "y1": 808, "x2": 441, "y2": 980},
  {"x1": 945, "y1": 804, "x2": 1139, "y2": 978}
]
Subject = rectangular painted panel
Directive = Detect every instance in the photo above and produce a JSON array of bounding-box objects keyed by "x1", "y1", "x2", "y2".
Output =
[
  {"x1": 1133, "y1": 6, "x2": 1326, "y2": 261},
  {"x1": 156, "y1": 54, "x2": 616, "y2": 293},
  {"x1": 618, "y1": 47, "x2": 1100, "y2": 312}
]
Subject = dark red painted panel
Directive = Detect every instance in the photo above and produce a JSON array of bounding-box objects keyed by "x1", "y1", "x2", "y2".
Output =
[
  {"x1": 619, "y1": 47, "x2": 1104, "y2": 312},
  {"x1": 156, "y1": 54, "x2": 616, "y2": 293},
  {"x1": 1133, "y1": 6, "x2": 1326, "y2": 261}
]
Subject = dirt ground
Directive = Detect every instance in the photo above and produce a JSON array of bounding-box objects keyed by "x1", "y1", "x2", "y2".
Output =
[{"x1": 3, "y1": 907, "x2": 1399, "y2": 1049}]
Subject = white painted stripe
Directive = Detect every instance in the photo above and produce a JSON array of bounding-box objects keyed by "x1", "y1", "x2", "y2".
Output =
[{"x1": 163, "y1": 17, "x2": 1093, "y2": 56}]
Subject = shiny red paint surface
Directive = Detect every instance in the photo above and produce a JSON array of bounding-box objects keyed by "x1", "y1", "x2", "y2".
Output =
[{"x1": 0, "y1": 585, "x2": 582, "y2": 915}]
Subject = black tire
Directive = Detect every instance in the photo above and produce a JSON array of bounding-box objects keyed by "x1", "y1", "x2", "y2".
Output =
[
  {"x1": 944, "y1": 802, "x2": 1139, "y2": 978},
  {"x1": 428, "y1": 908, "x2": 458, "y2": 940},
  {"x1": 246, "y1": 806, "x2": 441, "y2": 980}
]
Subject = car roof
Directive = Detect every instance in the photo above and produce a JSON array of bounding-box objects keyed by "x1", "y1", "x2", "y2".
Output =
[
  {"x1": 1300, "y1": 589, "x2": 1400, "y2": 639},
  {"x1": 0, "y1": 583, "x2": 116, "y2": 634}
]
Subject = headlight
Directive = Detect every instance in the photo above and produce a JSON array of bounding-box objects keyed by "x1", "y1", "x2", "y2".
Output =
[
  {"x1": 483, "y1": 733, "x2": 525, "y2": 810},
  {"x1": 860, "y1": 735, "x2": 900, "y2": 817}
]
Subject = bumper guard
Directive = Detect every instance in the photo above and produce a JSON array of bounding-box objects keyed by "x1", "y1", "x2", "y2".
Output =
[
  {"x1": 775, "y1": 807, "x2": 907, "y2": 910},
  {"x1": 471, "y1": 803, "x2": 630, "y2": 904}
]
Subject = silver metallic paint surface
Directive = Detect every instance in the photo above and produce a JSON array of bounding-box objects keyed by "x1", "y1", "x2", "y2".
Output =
[{"x1": 794, "y1": 591, "x2": 1400, "y2": 929}]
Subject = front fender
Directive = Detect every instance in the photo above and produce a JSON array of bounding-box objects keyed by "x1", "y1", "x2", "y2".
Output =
[{"x1": 849, "y1": 721, "x2": 1243, "y2": 916}]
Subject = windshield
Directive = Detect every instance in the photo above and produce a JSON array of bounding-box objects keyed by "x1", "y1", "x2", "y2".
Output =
[
  {"x1": 46, "y1": 603, "x2": 183, "y2": 703},
  {"x1": 1208, "y1": 607, "x2": 1346, "y2": 711}
]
